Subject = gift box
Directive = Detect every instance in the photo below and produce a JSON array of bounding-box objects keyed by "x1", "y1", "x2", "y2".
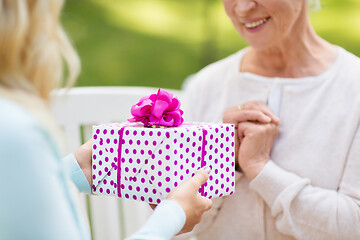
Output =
[{"x1": 92, "y1": 122, "x2": 236, "y2": 204}]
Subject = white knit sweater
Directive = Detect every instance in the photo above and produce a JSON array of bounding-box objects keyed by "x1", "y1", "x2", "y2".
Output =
[{"x1": 179, "y1": 46, "x2": 360, "y2": 240}]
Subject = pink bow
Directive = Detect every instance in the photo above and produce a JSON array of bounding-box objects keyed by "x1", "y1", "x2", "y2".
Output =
[{"x1": 128, "y1": 89, "x2": 184, "y2": 127}]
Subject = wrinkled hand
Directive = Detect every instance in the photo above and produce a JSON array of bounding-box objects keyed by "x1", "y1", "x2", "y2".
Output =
[
  {"x1": 223, "y1": 100, "x2": 280, "y2": 167},
  {"x1": 237, "y1": 121, "x2": 279, "y2": 180},
  {"x1": 74, "y1": 139, "x2": 93, "y2": 187},
  {"x1": 223, "y1": 100, "x2": 279, "y2": 125},
  {"x1": 165, "y1": 168, "x2": 212, "y2": 234}
]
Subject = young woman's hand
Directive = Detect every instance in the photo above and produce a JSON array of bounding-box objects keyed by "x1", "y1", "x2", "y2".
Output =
[
  {"x1": 74, "y1": 139, "x2": 93, "y2": 186},
  {"x1": 166, "y1": 167, "x2": 212, "y2": 234}
]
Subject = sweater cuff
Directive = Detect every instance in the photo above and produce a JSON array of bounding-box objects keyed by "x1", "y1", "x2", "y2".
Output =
[
  {"x1": 126, "y1": 200, "x2": 186, "y2": 240},
  {"x1": 249, "y1": 161, "x2": 305, "y2": 208},
  {"x1": 63, "y1": 153, "x2": 91, "y2": 194}
]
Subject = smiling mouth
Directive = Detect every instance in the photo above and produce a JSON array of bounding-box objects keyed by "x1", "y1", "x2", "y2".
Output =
[{"x1": 244, "y1": 17, "x2": 270, "y2": 29}]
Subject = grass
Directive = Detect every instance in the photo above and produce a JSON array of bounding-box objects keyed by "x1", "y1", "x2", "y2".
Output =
[{"x1": 62, "y1": 0, "x2": 360, "y2": 89}]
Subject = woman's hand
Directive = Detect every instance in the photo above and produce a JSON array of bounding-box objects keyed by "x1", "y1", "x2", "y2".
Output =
[
  {"x1": 166, "y1": 167, "x2": 212, "y2": 234},
  {"x1": 73, "y1": 139, "x2": 93, "y2": 187},
  {"x1": 223, "y1": 100, "x2": 280, "y2": 168},
  {"x1": 237, "y1": 121, "x2": 279, "y2": 180},
  {"x1": 223, "y1": 100, "x2": 279, "y2": 125}
]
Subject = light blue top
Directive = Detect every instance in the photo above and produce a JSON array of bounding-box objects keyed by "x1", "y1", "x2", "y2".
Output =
[
  {"x1": 126, "y1": 200, "x2": 186, "y2": 240},
  {"x1": 0, "y1": 97, "x2": 185, "y2": 240}
]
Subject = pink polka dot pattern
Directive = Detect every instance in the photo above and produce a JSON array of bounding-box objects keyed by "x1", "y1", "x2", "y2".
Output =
[{"x1": 92, "y1": 122, "x2": 235, "y2": 204}]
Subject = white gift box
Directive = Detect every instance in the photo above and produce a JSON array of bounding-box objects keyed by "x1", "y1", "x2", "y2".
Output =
[{"x1": 92, "y1": 122, "x2": 235, "y2": 204}]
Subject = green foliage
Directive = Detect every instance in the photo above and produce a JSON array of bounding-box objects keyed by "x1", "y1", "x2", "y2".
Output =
[{"x1": 62, "y1": 0, "x2": 360, "y2": 89}]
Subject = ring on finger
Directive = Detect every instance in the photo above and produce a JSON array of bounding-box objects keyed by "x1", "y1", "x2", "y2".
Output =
[{"x1": 238, "y1": 104, "x2": 244, "y2": 110}]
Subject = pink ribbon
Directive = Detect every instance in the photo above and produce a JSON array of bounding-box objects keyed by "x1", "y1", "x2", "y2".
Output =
[
  {"x1": 116, "y1": 126, "x2": 208, "y2": 198},
  {"x1": 199, "y1": 128, "x2": 207, "y2": 196},
  {"x1": 117, "y1": 127, "x2": 126, "y2": 198}
]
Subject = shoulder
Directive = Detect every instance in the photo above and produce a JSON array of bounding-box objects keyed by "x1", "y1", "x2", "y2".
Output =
[
  {"x1": 184, "y1": 49, "x2": 246, "y2": 90},
  {"x1": 337, "y1": 47, "x2": 360, "y2": 74},
  {"x1": 0, "y1": 98, "x2": 57, "y2": 164},
  {"x1": 335, "y1": 47, "x2": 360, "y2": 90},
  {"x1": 0, "y1": 97, "x2": 40, "y2": 141},
  {"x1": 339, "y1": 47, "x2": 360, "y2": 63}
]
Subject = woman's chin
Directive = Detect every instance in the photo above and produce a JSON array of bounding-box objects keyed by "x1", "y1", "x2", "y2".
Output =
[{"x1": 237, "y1": 30, "x2": 273, "y2": 50}]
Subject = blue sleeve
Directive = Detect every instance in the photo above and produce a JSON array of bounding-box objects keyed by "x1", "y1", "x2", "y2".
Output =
[
  {"x1": 0, "y1": 100, "x2": 89, "y2": 240},
  {"x1": 126, "y1": 200, "x2": 186, "y2": 240},
  {"x1": 63, "y1": 153, "x2": 91, "y2": 194}
]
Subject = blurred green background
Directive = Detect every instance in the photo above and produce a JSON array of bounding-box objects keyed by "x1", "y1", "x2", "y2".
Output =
[{"x1": 62, "y1": 0, "x2": 360, "y2": 90}]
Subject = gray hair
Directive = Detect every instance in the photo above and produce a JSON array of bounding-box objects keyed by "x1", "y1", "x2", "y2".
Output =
[{"x1": 308, "y1": 0, "x2": 321, "y2": 10}]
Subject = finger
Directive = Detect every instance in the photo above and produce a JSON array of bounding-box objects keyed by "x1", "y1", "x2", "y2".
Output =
[
  {"x1": 225, "y1": 105, "x2": 244, "y2": 112},
  {"x1": 189, "y1": 167, "x2": 210, "y2": 189},
  {"x1": 201, "y1": 198, "x2": 212, "y2": 211},
  {"x1": 237, "y1": 121, "x2": 256, "y2": 137},
  {"x1": 223, "y1": 109, "x2": 272, "y2": 124},
  {"x1": 238, "y1": 121, "x2": 278, "y2": 139},
  {"x1": 244, "y1": 101, "x2": 280, "y2": 124},
  {"x1": 269, "y1": 122, "x2": 280, "y2": 137},
  {"x1": 237, "y1": 122, "x2": 245, "y2": 144},
  {"x1": 260, "y1": 108, "x2": 280, "y2": 124},
  {"x1": 226, "y1": 102, "x2": 280, "y2": 124}
]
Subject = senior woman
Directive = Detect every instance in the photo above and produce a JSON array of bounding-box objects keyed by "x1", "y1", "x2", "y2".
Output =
[{"x1": 181, "y1": 0, "x2": 360, "y2": 239}]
